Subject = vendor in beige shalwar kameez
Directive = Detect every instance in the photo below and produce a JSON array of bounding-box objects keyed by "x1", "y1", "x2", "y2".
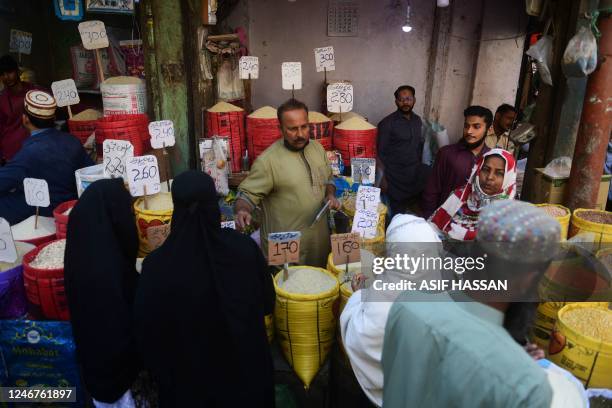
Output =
[{"x1": 234, "y1": 99, "x2": 340, "y2": 267}]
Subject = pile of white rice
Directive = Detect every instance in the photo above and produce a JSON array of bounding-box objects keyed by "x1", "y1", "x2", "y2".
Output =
[
  {"x1": 208, "y1": 101, "x2": 243, "y2": 112},
  {"x1": 279, "y1": 267, "x2": 336, "y2": 294},
  {"x1": 248, "y1": 106, "x2": 277, "y2": 119},
  {"x1": 137, "y1": 193, "x2": 173, "y2": 212},
  {"x1": 308, "y1": 111, "x2": 331, "y2": 123},
  {"x1": 63, "y1": 208, "x2": 73, "y2": 216},
  {"x1": 29, "y1": 239, "x2": 66, "y2": 270},
  {"x1": 71, "y1": 109, "x2": 102, "y2": 121},
  {"x1": 335, "y1": 117, "x2": 376, "y2": 131},
  {"x1": 11, "y1": 216, "x2": 56, "y2": 241}
]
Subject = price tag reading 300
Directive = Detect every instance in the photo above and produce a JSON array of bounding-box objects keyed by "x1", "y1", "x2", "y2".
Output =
[
  {"x1": 126, "y1": 155, "x2": 161, "y2": 197},
  {"x1": 314, "y1": 46, "x2": 335, "y2": 72},
  {"x1": 268, "y1": 231, "x2": 301, "y2": 265}
]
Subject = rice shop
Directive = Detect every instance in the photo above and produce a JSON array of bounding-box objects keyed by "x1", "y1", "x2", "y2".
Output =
[{"x1": 0, "y1": 0, "x2": 611, "y2": 407}]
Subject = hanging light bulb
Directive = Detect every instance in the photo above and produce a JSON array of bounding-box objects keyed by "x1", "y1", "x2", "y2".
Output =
[{"x1": 402, "y1": 4, "x2": 412, "y2": 32}]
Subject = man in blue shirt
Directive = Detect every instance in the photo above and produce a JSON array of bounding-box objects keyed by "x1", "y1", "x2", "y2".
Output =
[{"x1": 0, "y1": 90, "x2": 93, "y2": 224}]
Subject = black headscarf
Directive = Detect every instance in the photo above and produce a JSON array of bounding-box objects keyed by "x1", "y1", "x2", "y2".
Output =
[
  {"x1": 134, "y1": 170, "x2": 274, "y2": 407},
  {"x1": 64, "y1": 178, "x2": 140, "y2": 402}
]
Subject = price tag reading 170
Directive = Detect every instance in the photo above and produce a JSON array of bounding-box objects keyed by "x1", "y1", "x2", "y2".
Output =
[
  {"x1": 239, "y1": 56, "x2": 259, "y2": 79},
  {"x1": 0, "y1": 218, "x2": 17, "y2": 263},
  {"x1": 126, "y1": 155, "x2": 161, "y2": 197},
  {"x1": 78, "y1": 20, "x2": 109, "y2": 50},
  {"x1": 352, "y1": 209, "x2": 379, "y2": 240},
  {"x1": 149, "y1": 120, "x2": 176, "y2": 149},
  {"x1": 331, "y1": 232, "x2": 361, "y2": 265},
  {"x1": 314, "y1": 46, "x2": 335, "y2": 72},
  {"x1": 327, "y1": 83, "x2": 353, "y2": 113},
  {"x1": 103, "y1": 139, "x2": 134, "y2": 179},
  {"x1": 268, "y1": 231, "x2": 301, "y2": 265},
  {"x1": 23, "y1": 178, "x2": 50, "y2": 208},
  {"x1": 51, "y1": 79, "x2": 80, "y2": 108}
]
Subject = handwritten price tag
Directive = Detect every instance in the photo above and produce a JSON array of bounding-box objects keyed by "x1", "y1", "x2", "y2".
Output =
[
  {"x1": 239, "y1": 56, "x2": 259, "y2": 79},
  {"x1": 327, "y1": 83, "x2": 353, "y2": 113},
  {"x1": 78, "y1": 20, "x2": 109, "y2": 50},
  {"x1": 149, "y1": 120, "x2": 176, "y2": 149},
  {"x1": 351, "y1": 158, "x2": 376, "y2": 186},
  {"x1": 351, "y1": 209, "x2": 379, "y2": 239},
  {"x1": 147, "y1": 223, "x2": 171, "y2": 251},
  {"x1": 103, "y1": 139, "x2": 134, "y2": 179},
  {"x1": 0, "y1": 218, "x2": 17, "y2": 263},
  {"x1": 331, "y1": 232, "x2": 361, "y2": 265},
  {"x1": 268, "y1": 231, "x2": 301, "y2": 265},
  {"x1": 23, "y1": 178, "x2": 50, "y2": 208},
  {"x1": 281, "y1": 62, "x2": 302, "y2": 90},
  {"x1": 314, "y1": 46, "x2": 335, "y2": 72},
  {"x1": 126, "y1": 155, "x2": 161, "y2": 197},
  {"x1": 51, "y1": 79, "x2": 80, "y2": 108},
  {"x1": 221, "y1": 221, "x2": 236, "y2": 229},
  {"x1": 9, "y1": 29, "x2": 32, "y2": 55},
  {"x1": 356, "y1": 185, "x2": 381, "y2": 212}
]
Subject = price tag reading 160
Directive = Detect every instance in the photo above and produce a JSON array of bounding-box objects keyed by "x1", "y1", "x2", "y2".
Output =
[
  {"x1": 268, "y1": 231, "x2": 301, "y2": 265},
  {"x1": 331, "y1": 232, "x2": 361, "y2": 265}
]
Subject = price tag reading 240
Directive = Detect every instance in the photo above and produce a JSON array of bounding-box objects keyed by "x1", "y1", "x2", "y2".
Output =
[
  {"x1": 103, "y1": 139, "x2": 134, "y2": 179},
  {"x1": 356, "y1": 185, "x2": 381, "y2": 212},
  {"x1": 239, "y1": 56, "x2": 259, "y2": 79},
  {"x1": 352, "y1": 209, "x2": 379, "y2": 240},
  {"x1": 126, "y1": 155, "x2": 161, "y2": 197},
  {"x1": 149, "y1": 120, "x2": 176, "y2": 149},
  {"x1": 331, "y1": 232, "x2": 361, "y2": 265},
  {"x1": 327, "y1": 83, "x2": 353, "y2": 113},
  {"x1": 268, "y1": 231, "x2": 301, "y2": 265},
  {"x1": 0, "y1": 218, "x2": 17, "y2": 263},
  {"x1": 51, "y1": 79, "x2": 80, "y2": 108}
]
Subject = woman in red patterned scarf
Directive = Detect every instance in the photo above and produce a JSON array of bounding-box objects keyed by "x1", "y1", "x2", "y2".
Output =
[{"x1": 429, "y1": 148, "x2": 516, "y2": 241}]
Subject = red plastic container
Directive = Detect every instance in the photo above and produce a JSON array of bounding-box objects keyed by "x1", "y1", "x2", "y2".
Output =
[
  {"x1": 68, "y1": 118, "x2": 97, "y2": 145},
  {"x1": 206, "y1": 110, "x2": 246, "y2": 173},
  {"x1": 53, "y1": 200, "x2": 78, "y2": 240},
  {"x1": 333, "y1": 128, "x2": 378, "y2": 166},
  {"x1": 15, "y1": 232, "x2": 56, "y2": 247},
  {"x1": 95, "y1": 114, "x2": 150, "y2": 158},
  {"x1": 246, "y1": 117, "x2": 282, "y2": 163},
  {"x1": 22, "y1": 239, "x2": 69, "y2": 321},
  {"x1": 309, "y1": 120, "x2": 334, "y2": 151}
]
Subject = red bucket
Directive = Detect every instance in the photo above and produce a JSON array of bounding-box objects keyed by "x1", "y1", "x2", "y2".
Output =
[
  {"x1": 53, "y1": 200, "x2": 78, "y2": 240},
  {"x1": 333, "y1": 128, "x2": 377, "y2": 167},
  {"x1": 22, "y1": 240, "x2": 69, "y2": 321},
  {"x1": 68, "y1": 118, "x2": 97, "y2": 145},
  {"x1": 206, "y1": 111, "x2": 246, "y2": 173},
  {"x1": 309, "y1": 120, "x2": 334, "y2": 151},
  {"x1": 247, "y1": 117, "x2": 282, "y2": 163},
  {"x1": 95, "y1": 114, "x2": 150, "y2": 158}
]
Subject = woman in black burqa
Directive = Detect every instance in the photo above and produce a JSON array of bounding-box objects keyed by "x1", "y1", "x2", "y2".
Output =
[
  {"x1": 64, "y1": 179, "x2": 142, "y2": 405},
  {"x1": 134, "y1": 170, "x2": 275, "y2": 407}
]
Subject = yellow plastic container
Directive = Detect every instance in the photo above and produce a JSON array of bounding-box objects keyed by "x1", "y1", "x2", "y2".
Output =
[
  {"x1": 535, "y1": 204, "x2": 570, "y2": 240},
  {"x1": 264, "y1": 314, "x2": 274, "y2": 344},
  {"x1": 133, "y1": 193, "x2": 173, "y2": 257},
  {"x1": 342, "y1": 197, "x2": 388, "y2": 231},
  {"x1": 361, "y1": 226, "x2": 386, "y2": 257},
  {"x1": 569, "y1": 209, "x2": 612, "y2": 249},
  {"x1": 549, "y1": 303, "x2": 612, "y2": 388},
  {"x1": 273, "y1": 267, "x2": 339, "y2": 388}
]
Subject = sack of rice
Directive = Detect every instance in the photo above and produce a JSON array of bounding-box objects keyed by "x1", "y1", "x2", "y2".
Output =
[
  {"x1": 0, "y1": 242, "x2": 35, "y2": 318},
  {"x1": 247, "y1": 106, "x2": 282, "y2": 163},
  {"x1": 134, "y1": 192, "x2": 174, "y2": 257},
  {"x1": 274, "y1": 266, "x2": 339, "y2": 388},
  {"x1": 207, "y1": 101, "x2": 244, "y2": 113},
  {"x1": 330, "y1": 112, "x2": 365, "y2": 124},
  {"x1": 101, "y1": 76, "x2": 147, "y2": 115},
  {"x1": 335, "y1": 117, "x2": 376, "y2": 131},
  {"x1": 308, "y1": 111, "x2": 333, "y2": 151},
  {"x1": 334, "y1": 118, "x2": 377, "y2": 167},
  {"x1": 75, "y1": 164, "x2": 107, "y2": 197},
  {"x1": 248, "y1": 106, "x2": 277, "y2": 119},
  {"x1": 11, "y1": 216, "x2": 56, "y2": 246}
]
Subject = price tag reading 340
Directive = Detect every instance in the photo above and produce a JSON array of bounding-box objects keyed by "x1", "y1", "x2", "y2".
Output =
[
  {"x1": 149, "y1": 120, "x2": 176, "y2": 149},
  {"x1": 239, "y1": 56, "x2": 259, "y2": 79},
  {"x1": 23, "y1": 178, "x2": 50, "y2": 208},
  {"x1": 351, "y1": 158, "x2": 376, "y2": 186},
  {"x1": 281, "y1": 62, "x2": 302, "y2": 90},
  {"x1": 331, "y1": 232, "x2": 361, "y2": 265},
  {"x1": 103, "y1": 139, "x2": 134, "y2": 179},
  {"x1": 268, "y1": 231, "x2": 301, "y2": 265},
  {"x1": 51, "y1": 79, "x2": 80, "y2": 108},
  {"x1": 352, "y1": 209, "x2": 379, "y2": 240},
  {"x1": 78, "y1": 20, "x2": 109, "y2": 50},
  {"x1": 327, "y1": 83, "x2": 353, "y2": 113},
  {"x1": 9, "y1": 29, "x2": 32, "y2": 55},
  {"x1": 126, "y1": 155, "x2": 161, "y2": 197},
  {"x1": 314, "y1": 46, "x2": 335, "y2": 72},
  {"x1": 0, "y1": 218, "x2": 17, "y2": 263}
]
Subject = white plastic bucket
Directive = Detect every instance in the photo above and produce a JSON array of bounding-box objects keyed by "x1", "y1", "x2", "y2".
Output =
[
  {"x1": 75, "y1": 164, "x2": 106, "y2": 197},
  {"x1": 100, "y1": 77, "x2": 147, "y2": 116}
]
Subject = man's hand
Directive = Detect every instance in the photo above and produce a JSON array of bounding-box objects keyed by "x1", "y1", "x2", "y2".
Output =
[
  {"x1": 235, "y1": 210, "x2": 252, "y2": 231},
  {"x1": 326, "y1": 194, "x2": 341, "y2": 211},
  {"x1": 523, "y1": 343, "x2": 545, "y2": 361},
  {"x1": 351, "y1": 273, "x2": 368, "y2": 292}
]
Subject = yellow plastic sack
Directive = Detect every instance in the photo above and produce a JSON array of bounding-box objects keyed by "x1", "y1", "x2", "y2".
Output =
[
  {"x1": 361, "y1": 226, "x2": 386, "y2": 257},
  {"x1": 264, "y1": 314, "x2": 274, "y2": 344},
  {"x1": 569, "y1": 209, "x2": 612, "y2": 249},
  {"x1": 273, "y1": 267, "x2": 339, "y2": 388},
  {"x1": 133, "y1": 194, "x2": 173, "y2": 257},
  {"x1": 535, "y1": 204, "x2": 570, "y2": 240},
  {"x1": 342, "y1": 197, "x2": 387, "y2": 231}
]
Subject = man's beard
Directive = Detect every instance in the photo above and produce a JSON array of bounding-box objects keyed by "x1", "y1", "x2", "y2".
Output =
[
  {"x1": 464, "y1": 136, "x2": 486, "y2": 150},
  {"x1": 284, "y1": 138, "x2": 309, "y2": 152}
]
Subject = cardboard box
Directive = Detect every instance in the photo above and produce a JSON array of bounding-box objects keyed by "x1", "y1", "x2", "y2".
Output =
[{"x1": 532, "y1": 168, "x2": 611, "y2": 210}]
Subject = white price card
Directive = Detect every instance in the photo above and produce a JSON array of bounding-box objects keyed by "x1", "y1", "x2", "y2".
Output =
[
  {"x1": 239, "y1": 56, "x2": 259, "y2": 79},
  {"x1": 314, "y1": 46, "x2": 335, "y2": 72},
  {"x1": 268, "y1": 231, "x2": 301, "y2": 265},
  {"x1": 281, "y1": 62, "x2": 302, "y2": 90},
  {"x1": 149, "y1": 120, "x2": 176, "y2": 149},
  {"x1": 23, "y1": 178, "x2": 50, "y2": 208},
  {"x1": 221, "y1": 221, "x2": 236, "y2": 229},
  {"x1": 103, "y1": 139, "x2": 134, "y2": 179},
  {"x1": 356, "y1": 186, "x2": 381, "y2": 212},
  {"x1": 0, "y1": 218, "x2": 17, "y2": 263},
  {"x1": 9, "y1": 29, "x2": 32, "y2": 55},
  {"x1": 327, "y1": 83, "x2": 353, "y2": 113},
  {"x1": 51, "y1": 79, "x2": 80, "y2": 108},
  {"x1": 78, "y1": 20, "x2": 109, "y2": 50},
  {"x1": 351, "y1": 158, "x2": 376, "y2": 185},
  {"x1": 126, "y1": 155, "x2": 161, "y2": 197},
  {"x1": 351, "y1": 209, "x2": 379, "y2": 240}
]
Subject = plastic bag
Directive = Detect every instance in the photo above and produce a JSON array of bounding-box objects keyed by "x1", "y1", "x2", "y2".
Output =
[
  {"x1": 526, "y1": 35, "x2": 554, "y2": 86},
  {"x1": 562, "y1": 26, "x2": 598, "y2": 78},
  {"x1": 543, "y1": 156, "x2": 572, "y2": 178},
  {"x1": 202, "y1": 137, "x2": 230, "y2": 196},
  {"x1": 422, "y1": 120, "x2": 449, "y2": 166}
]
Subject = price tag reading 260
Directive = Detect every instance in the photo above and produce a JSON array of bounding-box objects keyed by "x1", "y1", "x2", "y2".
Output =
[
  {"x1": 331, "y1": 232, "x2": 361, "y2": 265},
  {"x1": 268, "y1": 231, "x2": 301, "y2": 265},
  {"x1": 126, "y1": 155, "x2": 161, "y2": 197}
]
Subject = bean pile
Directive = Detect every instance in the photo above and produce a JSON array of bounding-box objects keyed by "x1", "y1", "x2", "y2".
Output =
[{"x1": 540, "y1": 205, "x2": 568, "y2": 217}]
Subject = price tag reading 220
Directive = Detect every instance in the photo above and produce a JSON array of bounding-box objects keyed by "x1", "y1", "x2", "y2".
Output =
[
  {"x1": 268, "y1": 231, "x2": 301, "y2": 265},
  {"x1": 126, "y1": 155, "x2": 161, "y2": 197},
  {"x1": 103, "y1": 139, "x2": 134, "y2": 180}
]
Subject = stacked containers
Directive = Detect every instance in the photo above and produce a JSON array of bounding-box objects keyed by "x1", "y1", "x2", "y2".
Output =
[
  {"x1": 206, "y1": 102, "x2": 246, "y2": 173},
  {"x1": 247, "y1": 106, "x2": 282, "y2": 164},
  {"x1": 95, "y1": 114, "x2": 150, "y2": 159},
  {"x1": 333, "y1": 117, "x2": 377, "y2": 167},
  {"x1": 308, "y1": 111, "x2": 334, "y2": 151},
  {"x1": 67, "y1": 109, "x2": 102, "y2": 145}
]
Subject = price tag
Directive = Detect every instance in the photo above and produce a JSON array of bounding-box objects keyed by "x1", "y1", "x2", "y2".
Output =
[
  {"x1": 149, "y1": 120, "x2": 176, "y2": 149},
  {"x1": 281, "y1": 62, "x2": 302, "y2": 90},
  {"x1": 351, "y1": 158, "x2": 376, "y2": 185},
  {"x1": 314, "y1": 46, "x2": 335, "y2": 72},
  {"x1": 103, "y1": 139, "x2": 134, "y2": 179},
  {"x1": 23, "y1": 178, "x2": 50, "y2": 208},
  {"x1": 0, "y1": 218, "x2": 17, "y2": 263},
  {"x1": 9, "y1": 29, "x2": 32, "y2": 55},
  {"x1": 356, "y1": 185, "x2": 381, "y2": 212},
  {"x1": 147, "y1": 223, "x2": 171, "y2": 251},
  {"x1": 126, "y1": 155, "x2": 161, "y2": 197},
  {"x1": 78, "y1": 20, "x2": 109, "y2": 50},
  {"x1": 268, "y1": 231, "x2": 301, "y2": 265},
  {"x1": 327, "y1": 83, "x2": 353, "y2": 113},
  {"x1": 331, "y1": 232, "x2": 361, "y2": 265},
  {"x1": 221, "y1": 221, "x2": 236, "y2": 229},
  {"x1": 239, "y1": 56, "x2": 259, "y2": 79},
  {"x1": 51, "y1": 79, "x2": 80, "y2": 108},
  {"x1": 351, "y1": 209, "x2": 379, "y2": 240}
]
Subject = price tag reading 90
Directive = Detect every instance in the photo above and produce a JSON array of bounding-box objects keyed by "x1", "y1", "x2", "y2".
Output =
[
  {"x1": 351, "y1": 209, "x2": 379, "y2": 240},
  {"x1": 331, "y1": 232, "x2": 361, "y2": 265},
  {"x1": 23, "y1": 178, "x2": 50, "y2": 208},
  {"x1": 0, "y1": 218, "x2": 18, "y2": 263},
  {"x1": 268, "y1": 231, "x2": 301, "y2": 266},
  {"x1": 126, "y1": 155, "x2": 161, "y2": 197},
  {"x1": 314, "y1": 46, "x2": 335, "y2": 72},
  {"x1": 149, "y1": 120, "x2": 176, "y2": 149},
  {"x1": 239, "y1": 56, "x2": 259, "y2": 79},
  {"x1": 103, "y1": 139, "x2": 134, "y2": 179},
  {"x1": 78, "y1": 20, "x2": 109, "y2": 50},
  {"x1": 51, "y1": 79, "x2": 80, "y2": 108},
  {"x1": 281, "y1": 62, "x2": 302, "y2": 90},
  {"x1": 327, "y1": 83, "x2": 353, "y2": 113}
]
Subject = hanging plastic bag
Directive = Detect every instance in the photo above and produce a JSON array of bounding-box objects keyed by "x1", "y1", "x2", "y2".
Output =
[
  {"x1": 562, "y1": 26, "x2": 598, "y2": 78},
  {"x1": 203, "y1": 137, "x2": 230, "y2": 196},
  {"x1": 543, "y1": 156, "x2": 572, "y2": 178},
  {"x1": 526, "y1": 35, "x2": 554, "y2": 86}
]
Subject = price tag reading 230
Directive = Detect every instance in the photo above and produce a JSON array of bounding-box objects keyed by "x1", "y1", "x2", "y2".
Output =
[
  {"x1": 268, "y1": 231, "x2": 301, "y2": 265},
  {"x1": 126, "y1": 155, "x2": 161, "y2": 197}
]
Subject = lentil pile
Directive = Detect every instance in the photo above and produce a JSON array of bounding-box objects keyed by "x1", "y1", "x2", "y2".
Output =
[
  {"x1": 563, "y1": 307, "x2": 612, "y2": 342},
  {"x1": 29, "y1": 240, "x2": 66, "y2": 270},
  {"x1": 540, "y1": 205, "x2": 568, "y2": 218},
  {"x1": 579, "y1": 210, "x2": 612, "y2": 225}
]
